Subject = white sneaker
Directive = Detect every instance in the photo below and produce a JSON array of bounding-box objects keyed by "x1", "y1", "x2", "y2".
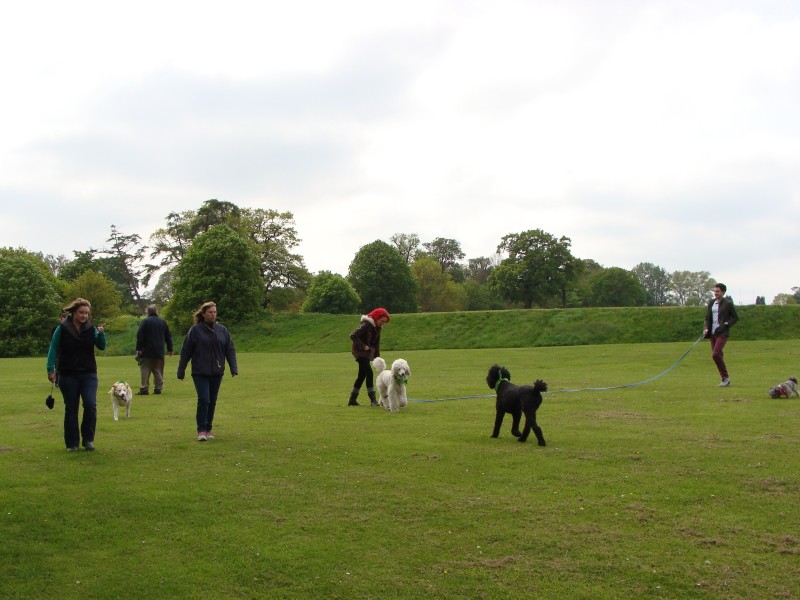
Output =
[
  {"x1": 718, "y1": 377, "x2": 731, "y2": 387},
  {"x1": 197, "y1": 431, "x2": 207, "y2": 442}
]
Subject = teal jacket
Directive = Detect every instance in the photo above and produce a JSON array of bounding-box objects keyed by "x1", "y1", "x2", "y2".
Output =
[{"x1": 47, "y1": 321, "x2": 107, "y2": 375}]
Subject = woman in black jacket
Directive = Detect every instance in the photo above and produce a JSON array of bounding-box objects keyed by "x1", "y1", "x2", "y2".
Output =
[{"x1": 177, "y1": 302, "x2": 238, "y2": 441}]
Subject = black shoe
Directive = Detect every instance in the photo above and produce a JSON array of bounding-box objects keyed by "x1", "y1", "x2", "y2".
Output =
[
  {"x1": 153, "y1": 389, "x2": 162, "y2": 395},
  {"x1": 136, "y1": 389, "x2": 149, "y2": 396}
]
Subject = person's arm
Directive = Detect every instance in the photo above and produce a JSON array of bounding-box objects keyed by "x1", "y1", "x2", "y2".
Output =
[
  {"x1": 177, "y1": 327, "x2": 193, "y2": 379},
  {"x1": 226, "y1": 332, "x2": 238, "y2": 376},
  {"x1": 95, "y1": 325, "x2": 107, "y2": 350},
  {"x1": 46, "y1": 325, "x2": 61, "y2": 377},
  {"x1": 165, "y1": 322, "x2": 174, "y2": 355},
  {"x1": 725, "y1": 301, "x2": 738, "y2": 328}
]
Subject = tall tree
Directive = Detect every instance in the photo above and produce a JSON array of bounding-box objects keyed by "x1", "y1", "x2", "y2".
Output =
[
  {"x1": 348, "y1": 240, "x2": 418, "y2": 313},
  {"x1": 168, "y1": 225, "x2": 263, "y2": 328},
  {"x1": 632, "y1": 262, "x2": 672, "y2": 306},
  {"x1": 466, "y1": 256, "x2": 498, "y2": 284},
  {"x1": 148, "y1": 200, "x2": 310, "y2": 308},
  {"x1": 421, "y1": 238, "x2": 466, "y2": 273},
  {"x1": 0, "y1": 248, "x2": 63, "y2": 357},
  {"x1": 411, "y1": 256, "x2": 468, "y2": 312},
  {"x1": 489, "y1": 229, "x2": 577, "y2": 309},
  {"x1": 97, "y1": 225, "x2": 147, "y2": 307},
  {"x1": 390, "y1": 233, "x2": 421, "y2": 264},
  {"x1": 670, "y1": 271, "x2": 715, "y2": 306}
]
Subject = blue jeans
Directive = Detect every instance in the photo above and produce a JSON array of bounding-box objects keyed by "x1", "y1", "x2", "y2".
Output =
[
  {"x1": 192, "y1": 375, "x2": 223, "y2": 433},
  {"x1": 58, "y1": 372, "x2": 98, "y2": 449}
]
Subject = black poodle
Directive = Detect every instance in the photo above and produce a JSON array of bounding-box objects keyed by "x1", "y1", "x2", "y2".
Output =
[{"x1": 486, "y1": 364, "x2": 548, "y2": 446}]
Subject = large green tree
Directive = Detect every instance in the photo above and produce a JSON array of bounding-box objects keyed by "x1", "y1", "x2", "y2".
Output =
[
  {"x1": 348, "y1": 241, "x2": 418, "y2": 313},
  {"x1": 63, "y1": 270, "x2": 123, "y2": 325},
  {"x1": 489, "y1": 229, "x2": 578, "y2": 309},
  {"x1": 587, "y1": 267, "x2": 647, "y2": 307},
  {"x1": 632, "y1": 262, "x2": 672, "y2": 306},
  {"x1": 411, "y1": 256, "x2": 468, "y2": 312},
  {"x1": 0, "y1": 248, "x2": 63, "y2": 357},
  {"x1": 168, "y1": 225, "x2": 263, "y2": 328},
  {"x1": 670, "y1": 270, "x2": 715, "y2": 306},
  {"x1": 148, "y1": 200, "x2": 310, "y2": 308},
  {"x1": 301, "y1": 271, "x2": 360, "y2": 314}
]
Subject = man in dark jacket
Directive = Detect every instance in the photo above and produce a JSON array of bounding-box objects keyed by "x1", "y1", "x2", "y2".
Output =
[
  {"x1": 136, "y1": 304, "x2": 173, "y2": 395},
  {"x1": 703, "y1": 283, "x2": 738, "y2": 387}
]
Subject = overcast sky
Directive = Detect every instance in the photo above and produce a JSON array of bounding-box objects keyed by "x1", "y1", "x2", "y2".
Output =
[{"x1": 2, "y1": 0, "x2": 798, "y2": 305}]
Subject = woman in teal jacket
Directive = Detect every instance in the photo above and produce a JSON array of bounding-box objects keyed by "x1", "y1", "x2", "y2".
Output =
[{"x1": 46, "y1": 298, "x2": 106, "y2": 452}]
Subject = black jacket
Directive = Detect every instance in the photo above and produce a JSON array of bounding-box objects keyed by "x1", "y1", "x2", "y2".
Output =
[
  {"x1": 136, "y1": 315, "x2": 173, "y2": 358},
  {"x1": 177, "y1": 321, "x2": 237, "y2": 378},
  {"x1": 704, "y1": 297, "x2": 738, "y2": 337}
]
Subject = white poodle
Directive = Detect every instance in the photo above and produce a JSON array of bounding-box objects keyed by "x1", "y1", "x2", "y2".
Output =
[{"x1": 372, "y1": 357, "x2": 411, "y2": 413}]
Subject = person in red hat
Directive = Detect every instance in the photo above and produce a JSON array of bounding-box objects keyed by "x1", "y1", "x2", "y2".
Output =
[{"x1": 348, "y1": 307, "x2": 390, "y2": 406}]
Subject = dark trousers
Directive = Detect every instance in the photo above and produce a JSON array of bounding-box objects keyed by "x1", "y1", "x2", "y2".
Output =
[
  {"x1": 59, "y1": 372, "x2": 98, "y2": 449},
  {"x1": 192, "y1": 374, "x2": 223, "y2": 433},
  {"x1": 709, "y1": 335, "x2": 729, "y2": 378},
  {"x1": 352, "y1": 357, "x2": 374, "y2": 390}
]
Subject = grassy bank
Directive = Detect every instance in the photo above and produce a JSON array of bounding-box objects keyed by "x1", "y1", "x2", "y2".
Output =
[{"x1": 100, "y1": 305, "x2": 800, "y2": 356}]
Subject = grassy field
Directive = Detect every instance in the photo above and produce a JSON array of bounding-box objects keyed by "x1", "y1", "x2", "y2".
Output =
[{"x1": 2, "y1": 340, "x2": 799, "y2": 599}]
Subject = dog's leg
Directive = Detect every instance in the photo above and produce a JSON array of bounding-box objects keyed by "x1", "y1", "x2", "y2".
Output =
[
  {"x1": 519, "y1": 410, "x2": 546, "y2": 446},
  {"x1": 113, "y1": 400, "x2": 119, "y2": 421},
  {"x1": 491, "y1": 409, "x2": 505, "y2": 438},
  {"x1": 510, "y1": 411, "x2": 522, "y2": 437},
  {"x1": 126, "y1": 401, "x2": 131, "y2": 419}
]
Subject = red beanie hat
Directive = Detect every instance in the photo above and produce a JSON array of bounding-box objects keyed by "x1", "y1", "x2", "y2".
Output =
[{"x1": 367, "y1": 307, "x2": 390, "y2": 323}]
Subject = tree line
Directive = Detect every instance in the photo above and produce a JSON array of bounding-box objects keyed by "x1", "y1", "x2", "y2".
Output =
[{"x1": 2, "y1": 199, "x2": 798, "y2": 357}]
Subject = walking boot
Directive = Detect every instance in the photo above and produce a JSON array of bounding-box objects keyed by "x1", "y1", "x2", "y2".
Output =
[
  {"x1": 367, "y1": 388, "x2": 379, "y2": 407},
  {"x1": 347, "y1": 389, "x2": 360, "y2": 406},
  {"x1": 136, "y1": 387, "x2": 149, "y2": 396}
]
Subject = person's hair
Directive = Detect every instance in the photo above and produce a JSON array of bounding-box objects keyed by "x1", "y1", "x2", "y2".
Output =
[
  {"x1": 63, "y1": 298, "x2": 91, "y2": 315},
  {"x1": 714, "y1": 283, "x2": 727, "y2": 294},
  {"x1": 193, "y1": 301, "x2": 216, "y2": 323},
  {"x1": 146, "y1": 304, "x2": 158, "y2": 316}
]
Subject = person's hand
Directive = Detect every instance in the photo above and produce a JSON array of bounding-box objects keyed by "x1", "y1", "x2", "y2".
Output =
[
  {"x1": 168, "y1": 351, "x2": 173, "y2": 357},
  {"x1": 48, "y1": 372, "x2": 56, "y2": 383},
  {"x1": 97, "y1": 323, "x2": 107, "y2": 333}
]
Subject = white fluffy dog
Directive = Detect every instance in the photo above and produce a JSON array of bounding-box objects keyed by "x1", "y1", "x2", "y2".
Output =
[
  {"x1": 108, "y1": 381, "x2": 133, "y2": 420},
  {"x1": 372, "y1": 357, "x2": 411, "y2": 413}
]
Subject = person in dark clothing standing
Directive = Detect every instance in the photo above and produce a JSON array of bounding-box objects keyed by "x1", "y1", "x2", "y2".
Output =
[
  {"x1": 46, "y1": 298, "x2": 107, "y2": 452},
  {"x1": 703, "y1": 282, "x2": 738, "y2": 387},
  {"x1": 347, "y1": 307, "x2": 390, "y2": 406},
  {"x1": 135, "y1": 304, "x2": 173, "y2": 395},
  {"x1": 177, "y1": 301, "x2": 238, "y2": 442}
]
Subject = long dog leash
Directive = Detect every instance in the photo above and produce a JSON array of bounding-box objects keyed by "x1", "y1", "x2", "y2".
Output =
[{"x1": 408, "y1": 334, "x2": 706, "y2": 403}]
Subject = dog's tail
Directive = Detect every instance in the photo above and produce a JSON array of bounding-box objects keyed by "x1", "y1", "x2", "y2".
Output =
[
  {"x1": 372, "y1": 357, "x2": 386, "y2": 372},
  {"x1": 534, "y1": 379, "x2": 548, "y2": 393}
]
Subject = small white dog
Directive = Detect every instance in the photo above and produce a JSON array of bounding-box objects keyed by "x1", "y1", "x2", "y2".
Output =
[
  {"x1": 372, "y1": 357, "x2": 411, "y2": 413},
  {"x1": 108, "y1": 381, "x2": 133, "y2": 420}
]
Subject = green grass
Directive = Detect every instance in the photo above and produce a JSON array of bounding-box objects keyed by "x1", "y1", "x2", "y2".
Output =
[{"x1": 2, "y1": 340, "x2": 799, "y2": 598}]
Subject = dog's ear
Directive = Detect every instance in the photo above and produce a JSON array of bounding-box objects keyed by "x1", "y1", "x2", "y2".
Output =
[{"x1": 501, "y1": 367, "x2": 511, "y2": 381}]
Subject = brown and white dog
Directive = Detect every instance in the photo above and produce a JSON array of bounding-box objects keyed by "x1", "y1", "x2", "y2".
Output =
[
  {"x1": 108, "y1": 381, "x2": 134, "y2": 420},
  {"x1": 769, "y1": 376, "x2": 799, "y2": 399}
]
